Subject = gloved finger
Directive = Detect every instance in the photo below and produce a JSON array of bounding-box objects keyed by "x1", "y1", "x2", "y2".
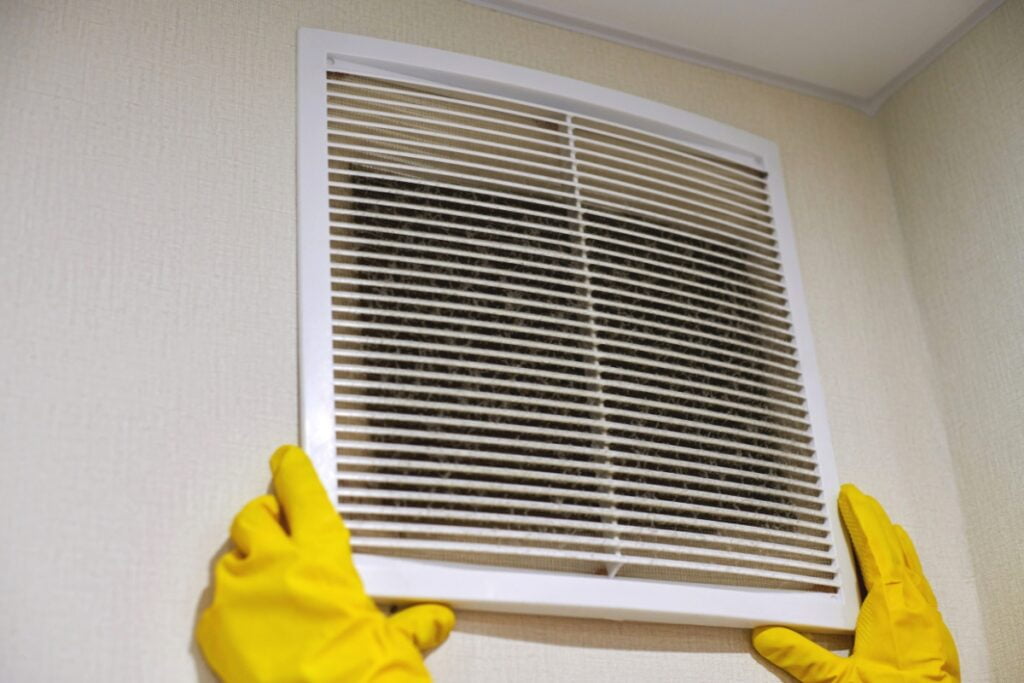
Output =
[
  {"x1": 388, "y1": 604, "x2": 456, "y2": 652},
  {"x1": 893, "y1": 524, "x2": 939, "y2": 607},
  {"x1": 270, "y1": 445, "x2": 347, "y2": 542},
  {"x1": 838, "y1": 484, "x2": 905, "y2": 590},
  {"x1": 752, "y1": 626, "x2": 848, "y2": 683},
  {"x1": 230, "y1": 494, "x2": 285, "y2": 558}
]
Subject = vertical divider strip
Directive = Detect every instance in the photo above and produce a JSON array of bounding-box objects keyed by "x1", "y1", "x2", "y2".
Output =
[{"x1": 565, "y1": 114, "x2": 622, "y2": 577}]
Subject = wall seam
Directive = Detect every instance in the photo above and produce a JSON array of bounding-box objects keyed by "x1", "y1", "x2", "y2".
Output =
[{"x1": 874, "y1": 101, "x2": 995, "y2": 678}]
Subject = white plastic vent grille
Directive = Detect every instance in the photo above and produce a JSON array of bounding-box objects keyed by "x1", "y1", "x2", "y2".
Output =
[{"x1": 323, "y1": 71, "x2": 839, "y2": 594}]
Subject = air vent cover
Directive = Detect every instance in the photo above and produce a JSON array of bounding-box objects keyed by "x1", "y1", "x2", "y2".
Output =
[{"x1": 298, "y1": 30, "x2": 858, "y2": 630}]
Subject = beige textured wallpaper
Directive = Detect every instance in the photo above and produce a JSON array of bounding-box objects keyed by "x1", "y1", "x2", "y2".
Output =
[
  {"x1": 0, "y1": 0, "x2": 990, "y2": 680},
  {"x1": 880, "y1": 1, "x2": 1024, "y2": 679}
]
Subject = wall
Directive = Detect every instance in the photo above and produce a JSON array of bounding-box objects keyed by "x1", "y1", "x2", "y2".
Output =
[
  {"x1": 0, "y1": 0, "x2": 989, "y2": 680},
  {"x1": 879, "y1": 1, "x2": 1024, "y2": 679}
]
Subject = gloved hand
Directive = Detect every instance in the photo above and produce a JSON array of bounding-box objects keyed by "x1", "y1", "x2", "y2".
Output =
[
  {"x1": 752, "y1": 484, "x2": 959, "y2": 682},
  {"x1": 196, "y1": 445, "x2": 455, "y2": 682}
]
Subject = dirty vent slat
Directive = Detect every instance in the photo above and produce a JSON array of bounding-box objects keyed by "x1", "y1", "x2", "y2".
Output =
[{"x1": 325, "y1": 71, "x2": 839, "y2": 593}]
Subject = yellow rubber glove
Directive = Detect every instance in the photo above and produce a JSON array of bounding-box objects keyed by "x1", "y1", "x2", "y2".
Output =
[
  {"x1": 196, "y1": 445, "x2": 455, "y2": 682},
  {"x1": 752, "y1": 484, "x2": 959, "y2": 682}
]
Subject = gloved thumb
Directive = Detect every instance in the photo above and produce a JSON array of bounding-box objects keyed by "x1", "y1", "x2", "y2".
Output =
[
  {"x1": 388, "y1": 604, "x2": 456, "y2": 652},
  {"x1": 752, "y1": 626, "x2": 848, "y2": 683}
]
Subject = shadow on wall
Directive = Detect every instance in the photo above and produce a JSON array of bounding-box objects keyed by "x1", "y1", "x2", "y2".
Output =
[
  {"x1": 450, "y1": 608, "x2": 852, "y2": 654},
  {"x1": 191, "y1": 540, "x2": 231, "y2": 683}
]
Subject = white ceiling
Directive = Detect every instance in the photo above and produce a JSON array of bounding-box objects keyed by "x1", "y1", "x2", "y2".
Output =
[{"x1": 466, "y1": 0, "x2": 1003, "y2": 113}]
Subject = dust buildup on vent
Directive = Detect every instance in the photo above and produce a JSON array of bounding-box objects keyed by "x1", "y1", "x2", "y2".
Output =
[{"x1": 325, "y1": 72, "x2": 839, "y2": 593}]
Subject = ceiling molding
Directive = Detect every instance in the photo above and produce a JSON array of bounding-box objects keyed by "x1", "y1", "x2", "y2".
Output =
[
  {"x1": 863, "y1": 0, "x2": 1004, "y2": 115},
  {"x1": 465, "y1": 0, "x2": 1005, "y2": 116}
]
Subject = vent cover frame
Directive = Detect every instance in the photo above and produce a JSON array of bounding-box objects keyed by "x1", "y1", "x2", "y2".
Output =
[{"x1": 298, "y1": 28, "x2": 859, "y2": 631}]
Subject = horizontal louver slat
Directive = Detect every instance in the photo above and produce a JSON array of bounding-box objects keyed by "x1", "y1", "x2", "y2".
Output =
[
  {"x1": 345, "y1": 520, "x2": 832, "y2": 574},
  {"x1": 338, "y1": 504, "x2": 834, "y2": 562},
  {"x1": 333, "y1": 375, "x2": 812, "y2": 438},
  {"x1": 337, "y1": 489, "x2": 831, "y2": 550},
  {"x1": 336, "y1": 423, "x2": 819, "y2": 482},
  {"x1": 350, "y1": 537, "x2": 838, "y2": 590},
  {"x1": 338, "y1": 459, "x2": 822, "y2": 519},
  {"x1": 336, "y1": 451, "x2": 822, "y2": 504}
]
